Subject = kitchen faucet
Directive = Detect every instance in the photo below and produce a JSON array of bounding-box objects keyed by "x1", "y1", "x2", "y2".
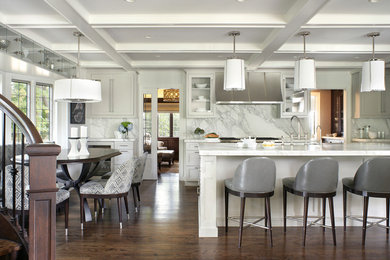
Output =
[
  {"x1": 290, "y1": 116, "x2": 307, "y2": 140},
  {"x1": 316, "y1": 125, "x2": 322, "y2": 145}
]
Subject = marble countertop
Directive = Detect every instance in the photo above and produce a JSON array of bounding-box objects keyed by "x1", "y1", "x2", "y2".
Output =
[
  {"x1": 198, "y1": 143, "x2": 390, "y2": 157},
  {"x1": 352, "y1": 138, "x2": 390, "y2": 143},
  {"x1": 184, "y1": 138, "x2": 220, "y2": 143},
  {"x1": 88, "y1": 138, "x2": 136, "y2": 142}
]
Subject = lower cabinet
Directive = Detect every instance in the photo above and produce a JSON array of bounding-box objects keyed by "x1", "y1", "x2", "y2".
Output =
[
  {"x1": 88, "y1": 139, "x2": 135, "y2": 173},
  {"x1": 184, "y1": 142, "x2": 200, "y2": 182}
]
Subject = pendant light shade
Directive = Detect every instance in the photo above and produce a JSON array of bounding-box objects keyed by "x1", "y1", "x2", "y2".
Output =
[
  {"x1": 54, "y1": 79, "x2": 101, "y2": 102},
  {"x1": 294, "y1": 58, "x2": 316, "y2": 90},
  {"x1": 224, "y1": 31, "x2": 245, "y2": 91},
  {"x1": 224, "y1": 58, "x2": 245, "y2": 91},
  {"x1": 361, "y1": 32, "x2": 385, "y2": 92},
  {"x1": 54, "y1": 32, "x2": 102, "y2": 103},
  {"x1": 294, "y1": 31, "x2": 316, "y2": 90}
]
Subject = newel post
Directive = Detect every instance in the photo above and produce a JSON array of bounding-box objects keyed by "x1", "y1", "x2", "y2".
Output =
[{"x1": 26, "y1": 143, "x2": 61, "y2": 260}]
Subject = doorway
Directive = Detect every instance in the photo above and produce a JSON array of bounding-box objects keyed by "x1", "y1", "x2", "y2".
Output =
[
  {"x1": 310, "y1": 90, "x2": 345, "y2": 143},
  {"x1": 141, "y1": 89, "x2": 180, "y2": 180}
]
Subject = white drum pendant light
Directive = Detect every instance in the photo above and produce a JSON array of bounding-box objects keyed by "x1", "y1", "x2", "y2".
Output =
[
  {"x1": 361, "y1": 32, "x2": 385, "y2": 92},
  {"x1": 294, "y1": 31, "x2": 316, "y2": 91},
  {"x1": 224, "y1": 31, "x2": 245, "y2": 91},
  {"x1": 54, "y1": 32, "x2": 101, "y2": 103}
]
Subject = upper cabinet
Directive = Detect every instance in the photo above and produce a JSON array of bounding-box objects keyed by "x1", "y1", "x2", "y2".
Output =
[
  {"x1": 87, "y1": 71, "x2": 137, "y2": 118},
  {"x1": 186, "y1": 72, "x2": 215, "y2": 118},
  {"x1": 352, "y1": 70, "x2": 390, "y2": 118},
  {"x1": 280, "y1": 75, "x2": 309, "y2": 118}
]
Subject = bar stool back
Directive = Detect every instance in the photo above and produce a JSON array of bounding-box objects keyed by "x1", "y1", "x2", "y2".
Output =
[
  {"x1": 283, "y1": 158, "x2": 339, "y2": 246},
  {"x1": 343, "y1": 157, "x2": 390, "y2": 245},
  {"x1": 225, "y1": 157, "x2": 276, "y2": 248}
]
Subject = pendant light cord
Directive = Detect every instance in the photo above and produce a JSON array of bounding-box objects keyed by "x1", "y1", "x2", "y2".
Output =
[
  {"x1": 303, "y1": 35, "x2": 306, "y2": 58},
  {"x1": 372, "y1": 35, "x2": 375, "y2": 60}
]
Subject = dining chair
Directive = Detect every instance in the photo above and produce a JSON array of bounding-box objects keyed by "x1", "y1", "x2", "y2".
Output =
[
  {"x1": 5, "y1": 165, "x2": 70, "y2": 235},
  {"x1": 79, "y1": 158, "x2": 135, "y2": 229},
  {"x1": 131, "y1": 152, "x2": 148, "y2": 212}
]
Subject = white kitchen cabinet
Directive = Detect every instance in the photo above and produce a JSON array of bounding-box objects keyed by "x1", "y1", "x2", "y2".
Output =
[
  {"x1": 186, "y1": 72, "x2": 215, "y2": 118},
  {"x1": 88, "y1": 139, "x2": 135, "y2": 173},
  {"x1": 184, "y1": 141, "x2": 200, "y2": 182},
  {"x1": 352, "y1": 70, "x2": 390, "y2": 118},
  {"x1": 87, "y1": 72, "x2": 136, "y2": 117},
  {"x1": 280, "y1": 75, "x2": 309, "y2": 118}
]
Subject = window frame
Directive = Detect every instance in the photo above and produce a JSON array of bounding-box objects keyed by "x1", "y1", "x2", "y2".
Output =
[
  {"x1": 158, "y1": 112, "x2": 179, "y2": 138},
  {"x1": 35, "y1": 82, "x2": 53, "y2": 141}
]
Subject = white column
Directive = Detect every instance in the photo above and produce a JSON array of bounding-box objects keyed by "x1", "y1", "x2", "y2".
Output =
[{"x1": 199, "y1": 155, "x2": 218, "y2": 237}]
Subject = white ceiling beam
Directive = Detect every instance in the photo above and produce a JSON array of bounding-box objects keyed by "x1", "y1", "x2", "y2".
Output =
[
  {"x1": 43, "y1": 0, "x2": 133, "y2": 71},
  {"x1": 246, "y1": 0, "x2": 330, "y2": 69},
  {"x1": 308, "y1": 14, "x2": 390, "y2": 25}
]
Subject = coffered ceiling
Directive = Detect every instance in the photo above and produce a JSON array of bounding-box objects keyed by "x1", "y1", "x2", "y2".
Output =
[{"x1": 1, "y1": 0, "x2": 390, "y2": 71}]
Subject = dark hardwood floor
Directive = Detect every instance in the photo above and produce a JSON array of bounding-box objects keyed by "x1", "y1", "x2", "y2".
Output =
[{"x1": 56, "y1": 173, "x2": 390, "y2": 259}]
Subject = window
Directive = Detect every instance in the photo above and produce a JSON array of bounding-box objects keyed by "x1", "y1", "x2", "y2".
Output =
[
  {"x1": 35, "y1": 83, "x2": 52, "y2": 141},
  {"x1": 158, "y1": 113, "x2": 179, "y2": 138},
  {"x1": 11, "y1": 81, "x2": 30, "y2": 142},
  {"x1": 9, "y1": 80, "x2": 53, "y2": 142},
  {"x1": 11, "y1": 81, "x2": 29, "y2": 116}
]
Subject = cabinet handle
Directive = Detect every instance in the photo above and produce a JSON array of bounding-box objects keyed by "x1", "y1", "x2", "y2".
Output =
[
  {"x1": 109, "y1": 79, "x2": 114, "y2": 112},
  {"x1": 194, "y1": 151, "x2": 199, "y2": 154}
]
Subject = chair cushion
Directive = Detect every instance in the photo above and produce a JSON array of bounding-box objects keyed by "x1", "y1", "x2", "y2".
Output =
[
  {"x1": 104, "y1": 159, "x2": 134, "y2": 194},
  {"x1": 5, "y1": 165, "x2": 70, "y2": 209},
  {"x1": 80, "y1": 181, "x2": 105, "y2": 195},
  {"x1": 282, "y1": 177, "x2": 296, "y2": 190},
  {"x1": 56, "y1": 189, "x2": 70, "y2": 204},
  {"x1": 342, "y1": 177, "x2": 355, "y2": 190}
]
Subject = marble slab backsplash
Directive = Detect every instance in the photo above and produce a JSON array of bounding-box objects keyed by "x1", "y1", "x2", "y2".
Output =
[
  {"x1": 351, "y1": 119, "x2": 390, "y2": 139},
  {"x1": 86, "y1": 118, "x2": 138, "y2": 139},
  {"x1": 186, "y1": 105, "x2": 296, "y2": 138}
]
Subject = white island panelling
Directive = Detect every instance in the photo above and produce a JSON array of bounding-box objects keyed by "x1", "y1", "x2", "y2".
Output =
[{"x1": 198, "y1": 143, "x2": 390, "y2": 237}]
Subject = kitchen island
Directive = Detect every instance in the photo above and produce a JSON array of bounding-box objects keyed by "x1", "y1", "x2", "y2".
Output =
[{"x1": 198, "y1": 143, "x2": 390, "y2": 237}]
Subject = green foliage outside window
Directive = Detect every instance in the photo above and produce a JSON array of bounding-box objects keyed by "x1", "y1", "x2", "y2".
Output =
[{"x1": 35, "y1": 84, "x2": 51, "y2": 141}]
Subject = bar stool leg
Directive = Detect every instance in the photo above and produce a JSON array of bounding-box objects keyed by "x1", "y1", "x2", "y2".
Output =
[
  {"x1": 343, "y1": 187, "x2": 347, "y2": 231},
  {"x1": 329, "y1": 197, "x2": 336, "y2": 245},
  {"x1": 283, "y1": 187, "x2": 287, "y2": 233},
  {"x1": 132, "y1": 186, "x2": 138, "y2": 212},
  {"x1": 266, "y1": 196, "x2": 273, "y2": 247},
  {"x1": 303, "y1": 197, "x2": 309, "y2": 247},
  {"x1": 80, "y1": 196, "x2": 85, "y2": 230},
  {"x1": 322, "y1": 197, "x2": 326, "y2": 232},
  {"x1": 362, "y1": 196, "x2": 369, "y2": 245},
  {"x1": 386, "y1": 197, "x2": 389, "y2": 234},
  {"x1": 225, "y1": 188, "x2": 229, "y2": 233},
  {"x1": 264, "y1": 197, "x2": 268, "y2": 232},
  {"x1": 238, "y1": 197, "x2": 246, "y2": 248},
  {"x1": 94, "y1": 199, "x2": 98, "y2": 219}
]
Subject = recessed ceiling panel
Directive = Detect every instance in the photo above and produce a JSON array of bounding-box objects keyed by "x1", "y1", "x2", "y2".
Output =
[
  {"x1": 68, "y1": 53, "x2": 113, "y2": 61},
  {"x1": 70, "y1": 0, "x2": 292, "y2": 15},
  {"x1": 128, "y1": 53, "x2": 253, "y2": 61},
  {"x1": 105, "y1": 28, "x2": 272, "y2": 44},
  {"x1": 284, "y1": 28, "x2": 390, "y2": 45},
  {"x1": 0, "y1": 0, "x2": 61, "y2": 16},
  {"x1": 314, "y1": 0, "x2": 390, "y2": 15}
]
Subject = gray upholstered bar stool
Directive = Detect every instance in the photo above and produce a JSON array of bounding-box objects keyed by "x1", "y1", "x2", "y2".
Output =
[
  {"x1": 283, "y1": 158, "x2": 339, "y2": 246},
  {"x1": 343, "y1": 157, "x2": 390, "y2": 245},
  {"x1": 225, "y1": 157, "x2": 276, "y2": 248}
]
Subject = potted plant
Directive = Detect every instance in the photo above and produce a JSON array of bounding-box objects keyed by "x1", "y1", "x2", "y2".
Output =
[
  {"x1": 118, "y1": 121, "x2": 133, "y2": 138},
  {"x1": 194, "y1": 127, "x2": 205, "y2": 139}
]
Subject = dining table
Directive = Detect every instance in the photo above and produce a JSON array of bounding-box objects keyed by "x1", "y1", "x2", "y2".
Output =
[{"x1": 56, "y1": 148, "x2": 121, "y2": 222}]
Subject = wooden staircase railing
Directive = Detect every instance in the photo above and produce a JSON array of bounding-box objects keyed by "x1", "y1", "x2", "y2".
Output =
[{"x1": 0, "y1": 93, "x2": 60, "y2": 260}]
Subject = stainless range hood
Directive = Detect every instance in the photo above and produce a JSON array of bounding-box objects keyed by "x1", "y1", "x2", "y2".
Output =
[{"x1": 215, "y1": 71, "x2": 283, "y2": 104}]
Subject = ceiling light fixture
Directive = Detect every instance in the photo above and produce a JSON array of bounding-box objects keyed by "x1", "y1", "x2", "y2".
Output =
[
  {"x1": 124, "y1": 0, "x2": 136, "y2": 2},
  {"x1": 361, "y1": 32, "x2": 385, "y2": 92},
  {"x1": 54, "y1": 32, "x2": 101, "y2": 103},
  {"x1": 145, "y1": 35, "x2": 152, "y2": 39},
  {"x1": 224, "y1": 31, "x2": 245, "y2": 91},
  {"x1": 294, "y1": 31, "x2": 316, "y2": 90}
]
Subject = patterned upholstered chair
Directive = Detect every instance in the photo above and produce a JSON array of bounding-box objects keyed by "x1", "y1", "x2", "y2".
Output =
[
  {"x1": 79, "y1": 158, "x2": 135, "y2": 229},
  {"x1": 5, "y1": 165, "x2": 70, "y2": 234},
  {"x1": 131, "y1": 153, "x2": 148, "y2": 212}
]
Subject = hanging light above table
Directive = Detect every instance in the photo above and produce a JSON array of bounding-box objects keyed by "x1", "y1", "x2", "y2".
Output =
[
  {"x1": 224, "y1": 31, "x2": 245, "y2": 91},
  {"x1": 54, "y1": 32, "x2": 102, "y2": 103},
  {"x1": 294, "y1": 31, "x2": 316, "y2": 91},
  {"x1": 361, "y1": 32, "x2": 385, "y2": 92}
]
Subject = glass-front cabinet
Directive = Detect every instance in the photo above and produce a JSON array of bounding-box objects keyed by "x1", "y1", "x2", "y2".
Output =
[
  {"x1": 280, "y1": 75, "x2": 309, "y2": 118},
  {"x1": 186, "y1": 72, "x2": 215, "y2": 118}
]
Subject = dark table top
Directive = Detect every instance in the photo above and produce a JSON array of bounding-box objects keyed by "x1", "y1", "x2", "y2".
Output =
[{"x1": 57, "y1": 148, "x2": 121, "y2": 164}]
